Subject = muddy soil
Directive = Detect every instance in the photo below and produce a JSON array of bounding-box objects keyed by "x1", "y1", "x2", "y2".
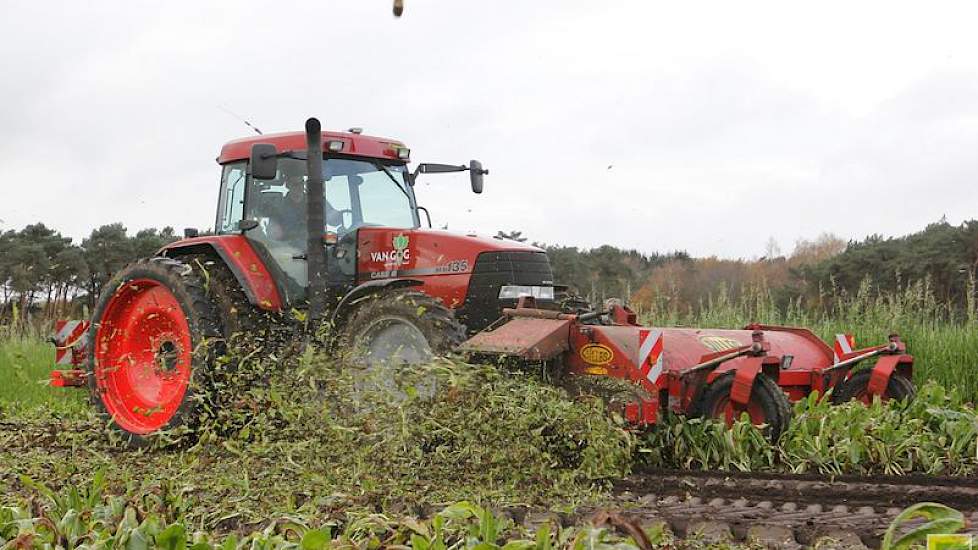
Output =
[{"x1": 586, "y1": 469, "x2": 978, "y2": 548}]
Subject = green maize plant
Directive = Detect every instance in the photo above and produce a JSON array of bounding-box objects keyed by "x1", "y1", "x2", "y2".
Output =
[{"x1": 639, "y1": 381, "x2": 978, "y2": 476}]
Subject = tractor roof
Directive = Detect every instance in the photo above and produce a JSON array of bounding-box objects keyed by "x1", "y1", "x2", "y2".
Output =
[{"x1": 218, "y1": 130, "x2": 407, "y2": 164}]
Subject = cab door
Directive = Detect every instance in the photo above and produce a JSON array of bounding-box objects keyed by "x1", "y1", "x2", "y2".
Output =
[{"x1": 241, "y1": 159, "x2": 310, "y2": 304}]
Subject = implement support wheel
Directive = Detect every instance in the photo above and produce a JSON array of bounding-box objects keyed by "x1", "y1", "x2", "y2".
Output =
[
  {"x1": 830, "y1": 370, "x2": 916, "y2": 405},
  {"x1": 694, "y1": 373, "x2": 791, "y2": 441}
]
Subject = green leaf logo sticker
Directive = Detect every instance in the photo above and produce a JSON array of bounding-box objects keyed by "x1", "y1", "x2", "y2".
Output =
[{"x1": 393, "y1": 234, "x2": 409, "y2": 251}]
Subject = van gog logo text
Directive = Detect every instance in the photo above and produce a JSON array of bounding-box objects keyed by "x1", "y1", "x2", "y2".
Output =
[{"x1": 370, "y1": 249, "x2": 411, "y2": 263}]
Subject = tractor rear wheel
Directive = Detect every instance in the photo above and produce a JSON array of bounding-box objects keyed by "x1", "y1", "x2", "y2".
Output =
[
  {"x1": 830, "y1": 370, "x2": 916, "y2": 405},
  {"x1": 87, "y1": 257, "x2": 220, "y2": 445},
  {"x1": 694, "y1": 373, "x2": 791, "y2": 441}
]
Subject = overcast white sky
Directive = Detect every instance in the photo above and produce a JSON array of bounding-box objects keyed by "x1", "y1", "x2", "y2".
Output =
[{"x1": 2, "y1": 1, "x2": 977, "y2": 259}]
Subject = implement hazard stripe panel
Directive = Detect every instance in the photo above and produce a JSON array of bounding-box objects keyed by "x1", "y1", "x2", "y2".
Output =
[
  {"x1": 833, "y1": 333, "x2": 854, "y2": 363},
  {"x1": 54, "y1": 320, "x2": 88, "y2": 365},
  {"x1": 638, "y1": 329, "x2": 664, "y2": 383}
]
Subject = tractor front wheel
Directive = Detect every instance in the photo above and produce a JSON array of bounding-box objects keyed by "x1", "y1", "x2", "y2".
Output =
[
  {"x1": 694, "y1": 373, "x2": 791, "y2": 441},
  {"x1": 87, "y1": 257, "x2": 220, "y2": 445},
  {"x1": 340, "y1": 290, "x2": 464, "y2": 365},
  {"x1": 338, "y1": 290, "x2": 464, "y2": 402},
  {"x1": 830, "y1": 370, "x2": 915, "y2": 405}
]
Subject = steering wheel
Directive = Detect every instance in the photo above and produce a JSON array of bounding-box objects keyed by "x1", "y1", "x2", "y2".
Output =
[{"x1": 333, "y1": 209, "x2": 354, "y2": 232}]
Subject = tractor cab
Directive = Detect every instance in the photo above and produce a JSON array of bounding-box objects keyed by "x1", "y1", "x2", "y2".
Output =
[
  {"x1": 215, "y1": 153, "x2": 420, "y2": 302},
  {"x1": 193, "y1": 121, "x2": 551, "y2": 335}
]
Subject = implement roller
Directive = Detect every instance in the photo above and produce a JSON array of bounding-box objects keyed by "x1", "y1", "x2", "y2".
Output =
[{"x1": 460, "y1": 298, "x2": 915, "y2": 439}]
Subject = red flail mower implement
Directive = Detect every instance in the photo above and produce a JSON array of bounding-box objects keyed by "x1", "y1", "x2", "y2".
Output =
[
  {"x1": 48, "y1": 118, "x2": 914, "y2": 443},
  {"x1": 459, "y1": 298, "x2": 914, "y2": 439}
]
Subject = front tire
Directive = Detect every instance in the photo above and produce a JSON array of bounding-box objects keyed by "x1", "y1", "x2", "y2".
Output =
[
  {"x1": 337, "y1": 290, "x2": 464, "y2": 404},
  {"x1": 339, "y1": 290, "x2": 464, "y2": 365},
  {"x1": 87, "y1": 257, "x2": 220, "y2": 445}
]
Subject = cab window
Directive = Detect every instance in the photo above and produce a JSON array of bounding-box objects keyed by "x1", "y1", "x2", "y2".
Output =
[{"x1": 217, "y1": 162, "x2": 247, "y2": 233}]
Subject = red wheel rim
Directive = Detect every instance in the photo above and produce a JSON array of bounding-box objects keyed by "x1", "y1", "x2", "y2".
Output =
[
  {"x1": 710, "y1": 394, "x2": 767, "y2": 427},
  {"x1": 94, "y1": 279, "x2": 193, "y2": 435}
]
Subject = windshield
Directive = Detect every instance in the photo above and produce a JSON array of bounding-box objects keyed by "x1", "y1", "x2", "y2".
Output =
[
  {"x1": 324, "y1": 158, "x2": 417, "y2": 231},
  {"x1": 245, "y1": 157, "x2": 417, "y2": 243}
]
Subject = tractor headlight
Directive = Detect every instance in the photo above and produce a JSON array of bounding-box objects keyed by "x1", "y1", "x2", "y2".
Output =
[{"x1": 498, "y1": 285, "x2": 555, "y2": 300}]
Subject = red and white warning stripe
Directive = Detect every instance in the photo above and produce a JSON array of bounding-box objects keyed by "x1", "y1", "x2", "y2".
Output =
[
  {"x1": 53, "y1": 320, "x2": 89, "y2": 366},
  {"x1": 832, "y1": 333, "x2": 855, "y2": 363},
  {"x1": 638, "y1": 329, "x2": 664, "y2": 384}
]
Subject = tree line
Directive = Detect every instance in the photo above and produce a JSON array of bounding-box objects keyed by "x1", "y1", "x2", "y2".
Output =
[
  {"x1": 3, "y1": 219, "x2": 974, "y2": 324},
  {"x1": 494, "y1": 230, "x2": 691, "y2": 303},
  {"x1": 0, "y1": 223, "x2": 178, "y2": 319},
  {"x1": 796, "y1": 219, "x2": 978, "y2": 307},
  {"x1": 505, "y1": 219, "x2": 978, "y2": 317}
]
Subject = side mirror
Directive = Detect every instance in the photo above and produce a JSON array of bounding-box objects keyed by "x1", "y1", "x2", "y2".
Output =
[
  {"x1": 250, "y1": 143, "x2": 278, "y2": 180},
  {"x1": 410, "y1": 160, "x2": 488, "y2": 193},
  {"x1": 418, "y1": 163, "x2": 466, "y2": 174},
  {"x1": 469, "y1": 160, "x2": 487, "y2": 194}
]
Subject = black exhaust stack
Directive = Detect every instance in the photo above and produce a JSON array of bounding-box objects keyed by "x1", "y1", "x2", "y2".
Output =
[{"x1": 304, "y1": 117, "x2": 329, "y2": 322}]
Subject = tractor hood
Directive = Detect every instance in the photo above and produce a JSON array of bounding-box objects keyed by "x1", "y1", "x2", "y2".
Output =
[
  {"x1": 408, "y1": 229, "x2": 543, "y2": 254},
  {"x1": 356, "y1": 227, "x2": 543, "y2": 283},
  {"x1": 355, "y1": 227, "x2": 553, "y2": 332}
]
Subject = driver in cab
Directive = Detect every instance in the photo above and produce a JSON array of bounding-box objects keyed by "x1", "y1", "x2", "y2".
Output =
[{"x1": 267, "y1": 168, "x2": 342, "y2": 247}]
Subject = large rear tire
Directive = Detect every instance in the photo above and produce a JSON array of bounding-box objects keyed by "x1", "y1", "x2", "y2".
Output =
[
  {"x1": 87, "y1": 257, "x2": 220, "y2": 445},
  {"x1": 181, "y1": 254, "x2": 282, "y2": 345},
  {"x1": 693, "y1": 373, "x2": 791, "y2": 441},
  {"x1": 830, "y1": 370, "x2": 916, "y2": 405}
]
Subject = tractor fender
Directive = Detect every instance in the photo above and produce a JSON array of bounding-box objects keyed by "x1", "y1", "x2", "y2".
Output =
[
  {"x1": 330, "y1": 278, "x2": 425, "y2": 327},
  {"x1": 159, "y1": 236, "x2": 283, "y2": 311},
  {"x1": 867, "y1": 355, "x2": 914, "y2": 397}
]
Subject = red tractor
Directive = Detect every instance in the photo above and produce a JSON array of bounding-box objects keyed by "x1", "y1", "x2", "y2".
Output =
[
  {"x1": 51, "y1": 118, "x2": 915, "y2": 443},
  {"x1": 56, "y1": 118, "x2": 557, "y2": 442}
]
